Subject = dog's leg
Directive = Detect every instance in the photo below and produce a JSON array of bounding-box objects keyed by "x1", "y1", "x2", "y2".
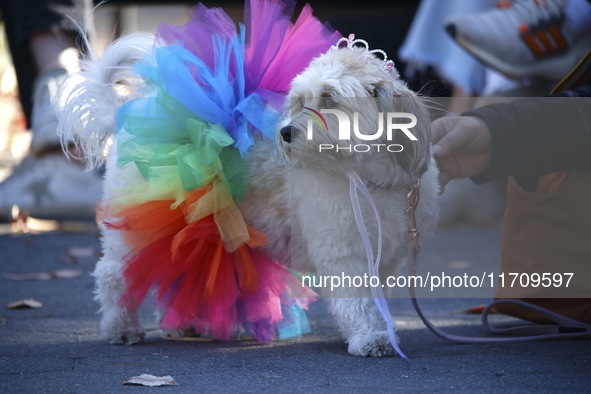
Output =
[
  {"x1": 291, "y1": 169, "x2": 399, "y2": 357},
  {"x1": 93, "y1": 228, "x2": 145, "y2": 345},
  {"x1": 93, "y1": 146, "x2": 145, "y2": 345},
  {"x1": 321, "y1": 269, "x2": 398, "y2": 358}
]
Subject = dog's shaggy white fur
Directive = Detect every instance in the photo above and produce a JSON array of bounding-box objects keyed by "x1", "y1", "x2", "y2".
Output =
[{"x1": 59, "y1": 33, "x2": 439, "y2": 357}]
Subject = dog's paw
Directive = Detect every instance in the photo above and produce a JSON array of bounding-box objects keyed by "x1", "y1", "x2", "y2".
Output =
[
  {"x1": 100, "y1": 311, "x2": 145, "y2": 345},
  {"x1": 347, "y1": 334, "x2": 397, "y2": 358},
  {"x1": 108, "y1": 326, "x2": 145, "y2": 345}
]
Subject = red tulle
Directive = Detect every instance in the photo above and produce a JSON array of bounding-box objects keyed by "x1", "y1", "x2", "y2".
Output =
[{"x1": 105, "y1": 188, "x2": 316, "y2": 342}]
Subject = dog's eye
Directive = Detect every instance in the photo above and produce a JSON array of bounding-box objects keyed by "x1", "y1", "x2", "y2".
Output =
[
  {"x1": 322, "y1": 96, "x2": 338, "y2": 109},
  {"x1": 321, "y1": 92, "x2": 332, "y2": 98},
  {"x1": 289, "y1": 96, "x2": 303, "y2": 115}
]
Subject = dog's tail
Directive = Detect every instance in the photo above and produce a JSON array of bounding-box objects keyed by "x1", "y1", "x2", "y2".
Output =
[{"x1": 58, "y1": 33, "x2": 154, "y2": 169}]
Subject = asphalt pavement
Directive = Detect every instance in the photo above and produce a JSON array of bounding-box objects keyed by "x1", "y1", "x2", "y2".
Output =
[{"x1": 1, "y1": 224, "x2": 590, "y2": 393}]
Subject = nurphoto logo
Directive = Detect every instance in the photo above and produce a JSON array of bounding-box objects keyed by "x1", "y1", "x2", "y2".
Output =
[{"x1": 304, "y1": 107, "x2": 418, "y2": 153}]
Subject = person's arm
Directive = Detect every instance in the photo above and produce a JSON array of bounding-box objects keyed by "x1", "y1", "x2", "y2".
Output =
[
  {"x1": 465, "y1": 97, "x2": 591, "y2": 184},
  {"x1": 431, "y1": 96, "x2": 591, "y2": 190}
]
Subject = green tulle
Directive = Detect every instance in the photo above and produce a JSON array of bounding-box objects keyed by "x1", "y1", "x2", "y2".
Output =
[{"x1": 116, "y1": 89, "x2": 249, "y2": 203}]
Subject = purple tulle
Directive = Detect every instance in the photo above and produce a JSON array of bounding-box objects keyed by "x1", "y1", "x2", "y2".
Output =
[{"x1": 156, "y1": 0, "x2": 342, "y2": 112}]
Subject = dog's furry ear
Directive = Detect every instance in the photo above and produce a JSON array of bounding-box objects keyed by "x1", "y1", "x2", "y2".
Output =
[{"x1": 375, "y1": 82, "x2": 431, "y2": 180}]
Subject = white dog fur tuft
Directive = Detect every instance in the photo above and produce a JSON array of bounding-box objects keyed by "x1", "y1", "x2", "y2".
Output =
[{"x1": 58, "y1": 33, "x2": 154, "y2": 169}]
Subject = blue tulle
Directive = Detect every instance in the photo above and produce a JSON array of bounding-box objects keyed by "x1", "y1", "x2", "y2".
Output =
[
  {"x1": 278, "y1": 304, "x2": 312, "y2": 339},
  {"x1": 117, "y1": 26, "x2": 278, "y2": 158}
]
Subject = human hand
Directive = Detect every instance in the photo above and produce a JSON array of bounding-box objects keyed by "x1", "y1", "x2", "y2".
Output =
[{"x1": 430, "y1": 116, "x2": 493, "y2": 192}]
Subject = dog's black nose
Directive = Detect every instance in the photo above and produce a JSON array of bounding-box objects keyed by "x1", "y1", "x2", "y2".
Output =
[{"x1": 280, "y1": 126, "x2": 292, "y2": 143}]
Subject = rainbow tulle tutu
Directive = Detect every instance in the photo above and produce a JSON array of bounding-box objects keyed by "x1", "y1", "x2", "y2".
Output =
[{"x1": 101, "y1": 0, "x2": 341, "y2": 342}]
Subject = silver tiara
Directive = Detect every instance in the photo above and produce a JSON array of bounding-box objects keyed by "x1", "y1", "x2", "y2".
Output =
[{"x1": 331, "y1": 34, "x2": 395, "y2": 70}]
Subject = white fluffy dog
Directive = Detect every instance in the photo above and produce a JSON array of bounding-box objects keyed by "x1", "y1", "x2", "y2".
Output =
[{"x1": 59, "y1": 33, "x2": 439, "y2": 357}]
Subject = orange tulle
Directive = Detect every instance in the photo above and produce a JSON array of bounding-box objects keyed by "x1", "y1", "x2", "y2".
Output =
[{"x1": 102, "y1": 185, "x2": 313, "y2": 342}]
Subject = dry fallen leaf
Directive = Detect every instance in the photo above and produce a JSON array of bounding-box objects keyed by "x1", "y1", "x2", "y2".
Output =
[
  {"x1": 122, "y1": 374, "x2": 178, "y2": 387},
  {"x1": 53, "y1": 269, "x2": 83, "y2": 279},
  {"x1": 446, "y1": 260, "x2": 473, "y2": 270},
  {"x1": 2, "y1": 272, "x2": 52, "y2": 280},
  {"x1": 7, "y1": 299, "x2": 43, "y2": 309},
  {"x1": 1, "y1": 269, "x2": 82, "y2": 281},
  {"x1": 65, "y1": 246, "x2": 95, "y2": 258}
]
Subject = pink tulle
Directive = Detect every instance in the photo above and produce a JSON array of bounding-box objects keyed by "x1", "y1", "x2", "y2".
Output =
[
  {"x1": 156, "y1": 0, "x2": 341, "y2": 106},
  {"x1": 244, "y1": 1, "x2": 342, "y2": 95}
]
